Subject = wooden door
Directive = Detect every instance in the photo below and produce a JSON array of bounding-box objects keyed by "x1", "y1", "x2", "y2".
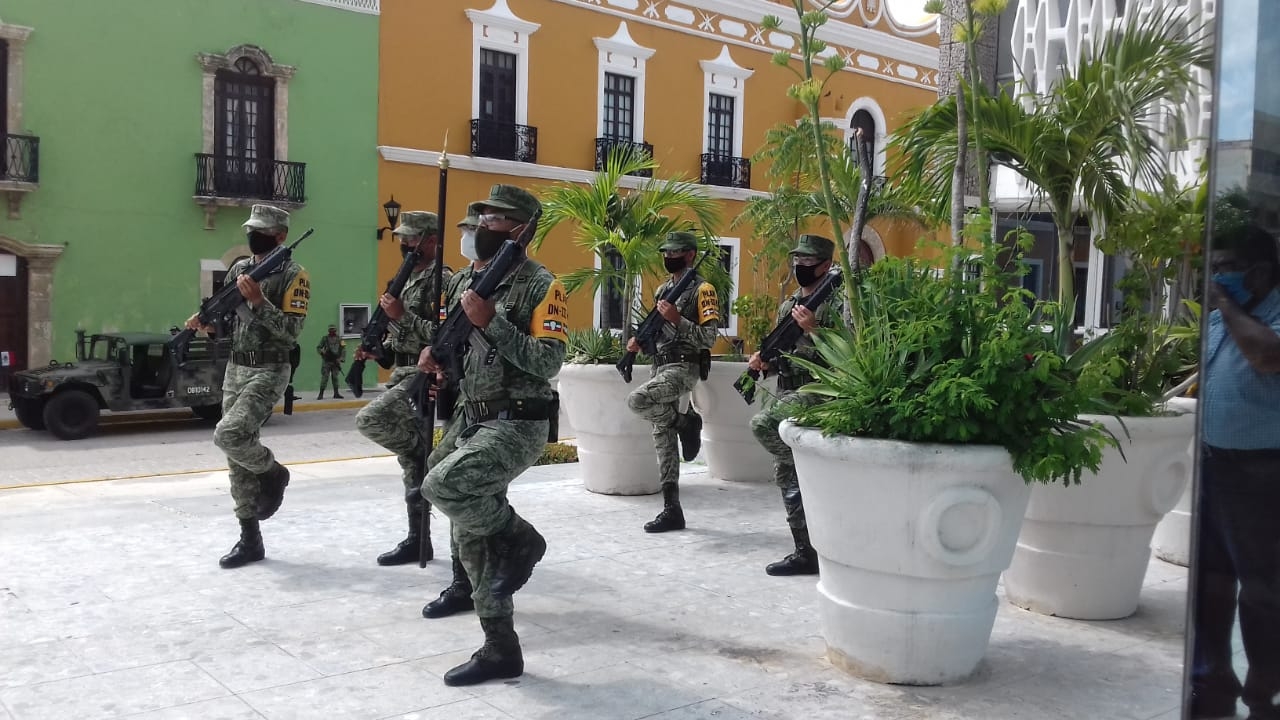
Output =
[{"x1": 0, "y1": 251, "x2": 29, "y2": 375}]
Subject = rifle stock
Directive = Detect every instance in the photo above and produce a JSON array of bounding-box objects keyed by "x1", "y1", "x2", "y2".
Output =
[{"x1": 616, "y1": 252, "x2": 711, "y2": 384}]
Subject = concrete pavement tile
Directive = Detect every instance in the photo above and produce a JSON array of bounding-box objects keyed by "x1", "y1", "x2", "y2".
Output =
[
  {"x1": 417, "y1": 634, "x2": 632, "y2": 696},
  {"x1": 718, "y1": 673, "x2": 916, "y2": 720},
  {"x1": 0, "y1": 609, "x2": 58, "y2": 650},
  {"x1": 481, "y1": 662, "x2": 716, "y2": 720},
  {"x1": 118, "y1": 696, "x2": 264, "y2": 720},
  {"x1": 0, "y1": 639, "x2": 94, "y2": 690},
  {"x1": 638, "y1": 699, "x2": 755, "y2": 720},
  {"x1": 239, "y1": 660, "x2": 470, "y2": 720},
  {"x1": 358, "y1": 616, "x2": 551, "y2": 661},
  {"x1": 64, "y1": 615, "x2": 263, "y2": 674},
  {"x1": 628, "y1": 637, "x2": 826, "y2": 697},
  {"x1": 190, "y1": 640, "x2": 323, "y2": 694},
  {"x1": 386, "y1": 697, "x2": 515, "y2": 720},
  {"x1": 252, "y1": 625, "x2": 408, "y2": 676},
  {"x1": 39, "y1": 590, "x2": 226, "y2": 641},
  {"x1": 0, "y1": 660, "x2": 227, "y2": 720},
  {"x1": 229, "y1": 591, "x2": 403, "y2": 637},
  {"x1": 1008, "y1": 641, "x2": 1185, "y2": 720}
]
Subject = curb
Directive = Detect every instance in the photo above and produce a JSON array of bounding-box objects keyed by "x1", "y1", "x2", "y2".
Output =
[{"x1": 0, "y1": 397, "x2": 373, "y2": 432}]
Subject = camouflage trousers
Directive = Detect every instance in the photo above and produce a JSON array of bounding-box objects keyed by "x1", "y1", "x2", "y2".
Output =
[
  {"x1": 749, "y1": 389, "x2": 824, "y2": 531},
  {"x1": 319, "y1": 361, "x2": 342, "y2": 393},
  {"x1": 627, "y1": 362, "x2": 699, "y2": 487},
  {"x1": 421, "y1": 413, "x2": 546, "y2": 619},
  {"x1": 214, "y1": 361, "x2": 291, "y2": 521},
  {"x1": 355, "y1": 365, "x2": 429, "y2": 494}
]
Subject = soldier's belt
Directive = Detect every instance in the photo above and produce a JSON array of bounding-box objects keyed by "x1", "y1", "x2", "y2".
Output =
[
  {"x1": 465, "y1": 397, "x2": 553, "y2": 422},
  {"x1": 653, "y1": 352, "x2": 701, "y2": 366},
  {"x1": 232, "y1": 350, "x2": 291, "y2": 366},
  {"x1": 393, "y1": 351, "x2": 419, "y2": 367}
]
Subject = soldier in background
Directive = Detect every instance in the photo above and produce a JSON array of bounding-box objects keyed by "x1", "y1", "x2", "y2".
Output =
[
  {"x1": 626, "y1": 230, "x2": 717, "y2": 533},
  {"x1": 749, "y1": 234, "x2": 843, "y2": 576},
  {"x1": 354, "y1": 211, "x2": 453, "y2": 566},
  {"x1": 416, "y1": 185, "x2": 566, "y2": 686},
  {"x1": 316, "y1": 326, "x2": 345, "y2": 399},
  {"x1": 185, "y1": 204, "x2": 308, "y2": 569}
]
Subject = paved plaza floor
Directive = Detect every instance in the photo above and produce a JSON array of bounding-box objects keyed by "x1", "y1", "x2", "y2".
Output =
[{"x1": 0, "y1": 456, "x2": 1198, "y2": 719}]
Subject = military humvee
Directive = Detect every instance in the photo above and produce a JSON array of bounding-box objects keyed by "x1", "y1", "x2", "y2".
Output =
[{"x1": 6, "y1": 330, "x2": 230, "y2": 440}]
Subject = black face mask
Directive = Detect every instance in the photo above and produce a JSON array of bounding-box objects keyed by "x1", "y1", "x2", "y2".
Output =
[
  {"x1": 663, "y1": 255, "x2": 688, "y2": 273},
  {"x1": 794, "y1": 263, "x2": 825, "y2": 288},
  {"x1": 399, "y1": 243, "x2": 415, "y2": 260},
  {"x1": 247, "y1": 231, "x2": 277, "y2": 256},
  {"x1": 474, "y1": 227, "x2": 507, "y2": 261}
]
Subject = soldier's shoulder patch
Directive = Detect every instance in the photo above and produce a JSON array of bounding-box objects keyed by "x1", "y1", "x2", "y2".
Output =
[
  {"x1": 696, "y1": 281, "x2": 720, "y2": 324},
  {"x1": 283, "y1": 269, "x2": 310, "y2": 317},
  {"x1": 531, "y1": 278, "x2": 569, "y2": 342}
]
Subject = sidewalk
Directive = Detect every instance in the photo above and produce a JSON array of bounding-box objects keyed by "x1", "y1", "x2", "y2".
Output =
[{"x1": 0, "y1": 457, "x2": 1191, "y2": 720}]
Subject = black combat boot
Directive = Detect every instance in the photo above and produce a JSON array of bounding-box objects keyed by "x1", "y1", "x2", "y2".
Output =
[
  {"x1": 488, "y1": 510, "x2": 547, "y2": 597},
  {"x1": 765, "y1": 526, "x2": 820, "y2": 576},
  {"x1": 422, "y1": 556, "x2": 475, "y2": 618},
  {"x1": 332, "y1": 387, "x2": 344, "y2": 399},
  {"x1": 219, "y1": 518, "x2": 265, "y2": 569},
  {"x1": 442, "y1": 616, "x2": 524, "y2": 686},
  {"x1": 317, "y1": 390, "x2": 325, "y2": 400},
  {"x1": 676, "y1": 407, "x2": 703, "y2": 461},
  {"x1": 644, "y1": 483, "x2": 686, "y2": 533},
  {"x1": 377, "y1": 499, "x2": 427, "y2": 566},
  {"x1": 255, "y1": 462, "x2": 291, "y2": 521}
]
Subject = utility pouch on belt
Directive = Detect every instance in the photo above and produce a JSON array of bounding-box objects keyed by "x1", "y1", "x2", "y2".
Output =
[
  {"x1": 546, "y1": 390, "x2": 560, "y2": 443},
  {"x1": 698, "y1": 350, "x2": 712, "y2": 381}
]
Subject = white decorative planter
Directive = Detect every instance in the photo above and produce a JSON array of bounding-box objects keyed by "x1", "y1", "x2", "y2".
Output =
[
  {"x1": 691, "y1": 361, "x2": 774, "y2": 483},
  {"x1": 548, "y1": 374, "x2": 575, "y2": 442},
  {"x1": 1152, "y1": 398, "x2": 1197, "y2": 567},
  {"x1": 780, "y1": 421, "x2": 1031, "y2": 686},
  {"x1": 557, "y1": 363, "x2": 659, "y2": 496},
  {"x1": 1004, "y1": 409, "x2": 1195, "y2": 620}
]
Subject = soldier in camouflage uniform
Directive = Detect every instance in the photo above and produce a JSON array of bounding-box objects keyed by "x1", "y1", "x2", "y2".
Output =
[
  {"x1": 417, "y1": 185, "x2": 566, "y2": 687},
  {"x1": 354, "y1": 211, "x2": 453, "y2": 567},
  {"x1": 626, "y1": 231, "x2": 719, "y2": 533},
  {"x1": 749, "y1": 234, "x2": 844, "y2": 576},
  {"x1": 185, "y1": 204, "x2": 308, "y2": 569},
  {"x1": 315, "y1": 326, "x2": 346, "y2": 399},
  {"x1": 421, "y1": 202, "x2": 485, "y2": 619}
]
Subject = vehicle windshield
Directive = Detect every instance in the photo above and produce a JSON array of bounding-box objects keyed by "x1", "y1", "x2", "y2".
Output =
[{"x1": 87, "y1": 337, "x2": 116, "y2": 361}]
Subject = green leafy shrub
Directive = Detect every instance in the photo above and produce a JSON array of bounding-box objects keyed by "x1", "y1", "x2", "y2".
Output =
[{"x1": 787, "y1": 217, "x2": 1113, "y2": 486}]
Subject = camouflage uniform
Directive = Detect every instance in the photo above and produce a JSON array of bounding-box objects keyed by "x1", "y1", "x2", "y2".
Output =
[
  {"x1": 420, "y1": 185, "x2": 566, "y2": 688},
  {"x1": 627, "y1": 231, "x2": 720, "y2": 532},
  {"x1": 354, "y1": 211, "x2": 453, "y2": 566},
  {"x1": 748, "y1": 234, "x2": 844, "y2": 576},
  {"x1": 211, "y1": 204, "x2": 308, "y2": 568},
  {"x1": 315, "y1": 331, "x2": 345, "y2": 398}
]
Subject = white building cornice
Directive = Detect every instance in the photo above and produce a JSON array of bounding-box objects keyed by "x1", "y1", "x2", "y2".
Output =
[
  {"x1": 294, "y1": 0, "x2": 379, "y2": 15},
  {"x1": 594, "y1": 21, "x2": 656, "y2": 61},
  {"x1": 378, "y1": 145, "x2": 769, "y2": 202},
  {"x1": 465, "y1": 0, "x2": 542, "y2": 37}
]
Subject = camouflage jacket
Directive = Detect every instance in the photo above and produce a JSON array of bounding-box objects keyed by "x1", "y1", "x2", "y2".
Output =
[
  {"x1": 441, "y1": 259, "x2": 567, "y2": 403},
  {"x1": 316, "y1": 335, "x2": 345, "y2": 364},
  {"x1": 224, "y1": 257, "x2": 308, "y2": 354},
  {"x1": 386, "y1": 261, "x2": 454, "y2": 354},
  {"x1": 651, "y1": 272, "x2": 719, "y2": 360},
  {"x1": 775, "y1": 281, "x2": 845, "y2": 381}
]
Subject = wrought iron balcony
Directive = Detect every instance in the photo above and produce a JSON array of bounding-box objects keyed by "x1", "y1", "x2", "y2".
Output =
[
  {"x1": 194, "y1": 154, "x2": 306, "y2": 204},
  {"x1": 470, "y1": 119, "x2": 537, "y2": 163},
  {"x1": 700, "y1": 153, "x2": 751, "y2": 189},
  {"x1": 1, "y1": 134, "x2": 40, "y2": 184},
  {"x1": 594, "y1": 138, "x2": 654, "y2": 177}
]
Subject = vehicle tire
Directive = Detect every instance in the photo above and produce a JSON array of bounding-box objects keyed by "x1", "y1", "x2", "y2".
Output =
[
  {"x1": 192, "y1": 404, "x2": 222, "y2": 422},
  {"x1": 13, "y1": 398, "x2": 47, "y2": 431},
  {"x1": 42, "y1": 389, "x2": 100, "y2": 440}
]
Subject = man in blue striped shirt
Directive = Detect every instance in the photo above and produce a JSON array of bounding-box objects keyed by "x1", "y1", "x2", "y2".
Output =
[{"x1": 1192, "y1": 221, "x2": 1280, "y2": 720}]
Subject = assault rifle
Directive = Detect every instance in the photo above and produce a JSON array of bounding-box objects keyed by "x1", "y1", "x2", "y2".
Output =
[
  {"x1": 170, "y1": 228, "x2": 315, "y2": 365},
  {"x1": 616, "y1": 252, "x2": 711, "y2": 383},
  {"x1": 404, "y1": 207, "x2": 543, "y2": 421},
  {"x1": 344, "y1": 243, "x2": 425, "y2": 398},
  {"x1": 733, "y1": 269, "x2": 842, "y2": 404}
]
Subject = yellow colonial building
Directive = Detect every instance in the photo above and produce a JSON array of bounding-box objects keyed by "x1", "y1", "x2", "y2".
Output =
[{"x1": 376, "y1": 0, "x2": 938, "y2": 343}]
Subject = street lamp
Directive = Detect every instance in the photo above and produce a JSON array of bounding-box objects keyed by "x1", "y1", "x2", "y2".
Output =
[{"x1": 375, "y1": 195, "x2": 402, "y2": 240}]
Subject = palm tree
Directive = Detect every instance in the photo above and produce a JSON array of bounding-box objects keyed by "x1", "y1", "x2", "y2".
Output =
[
  {"x1": 893, "y1": 3, "x2": 1210, "y2": 337},
  {"x1": 532, "y1": 146, "x2": 727, "y2": 344}
]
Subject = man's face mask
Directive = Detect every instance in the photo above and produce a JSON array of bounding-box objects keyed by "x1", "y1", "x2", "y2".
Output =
[
  {"x1": 398, "y1": 242, "x2": 416, "y2": 260},
  {"x1": 474, "y1": 227, "x2": 508, "y2": 261},
  {"x1": 328, "y1": 329, "x2": 337, "y2": 336},
  {"x1": 247, "y1": 230, "x2": 277, "y2": 256},
  {"x1": 663, "y1": 254, "x2": 688, "y2": 273},
  {"x1": 460, "y1": 228, "x2": 478, "y2": 261},
  {"x1": 793, "y1": 259, "x2": 826, "y2": 288},
  {"x1": 1213, "y1": 270, "x2": 1253, "y2": 306}
]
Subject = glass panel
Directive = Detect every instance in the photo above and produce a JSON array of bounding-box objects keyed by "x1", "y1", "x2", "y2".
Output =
[{"x1": 708, "y1": 93, "x2": 735, "y2": 157}]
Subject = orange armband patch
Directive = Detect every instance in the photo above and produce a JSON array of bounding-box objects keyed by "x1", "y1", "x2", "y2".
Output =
[
  {"x1": 696, "y1": 282, "x2": 719, "y2": 324},
  {"x1": 532, "y1": 280, "x2": 570, "y2": 341},
  {"x1": 284, "y1": 270, "x2": 310, "y2": 317}
]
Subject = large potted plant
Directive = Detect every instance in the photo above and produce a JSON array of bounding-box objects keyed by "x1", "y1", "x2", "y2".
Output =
[
  {"x1": 534, "y1": 148, "x2": 724, "y2": 495},
  {"x1": 780, "y1": 222, "x2": 1112, "y2": 686}
]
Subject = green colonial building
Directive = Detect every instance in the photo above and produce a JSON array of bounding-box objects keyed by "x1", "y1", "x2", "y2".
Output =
[{"x1": 0, "y1": 0, "x2": 380, "y2": 391}]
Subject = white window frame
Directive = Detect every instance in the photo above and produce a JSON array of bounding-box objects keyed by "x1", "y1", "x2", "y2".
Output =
[
  {"x1": 700, "y1": 45, "x2": 752, "y2": 157},
  {"x1": 1021, "y1": 257, "x2": 1045, "y2": 299},
  {"x1": 715, "y1": 237, "x2": 741, "y2": 337},
  {"x1": 466, "y1": 0, "x2": 540, "y2": 127},
  {"x1": 594, "y1": 21, "x2": 654, "y2": 142},
  {"x1": 844, "y1": 96, "x2": 888, "y2": 176}
]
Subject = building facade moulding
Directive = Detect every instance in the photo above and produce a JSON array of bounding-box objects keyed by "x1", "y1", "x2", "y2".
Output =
[{"x1": 294, "y1": 0, "x2": 380, "y2": 14}]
